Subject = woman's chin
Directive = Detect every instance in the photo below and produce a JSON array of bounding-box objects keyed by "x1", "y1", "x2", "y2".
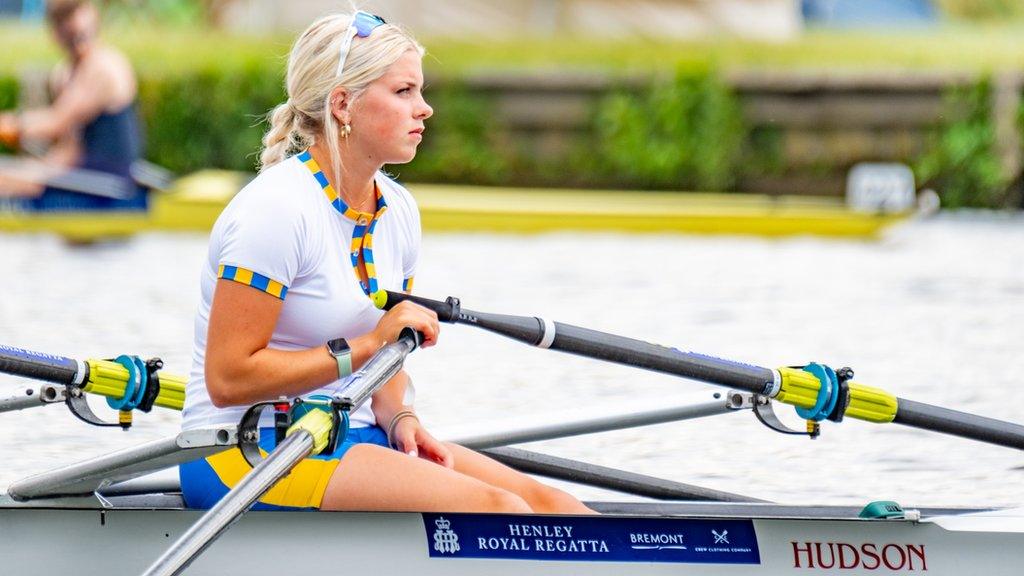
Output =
[{"x1": 387, "y1": 151, "x2": 419, "y2": 166}]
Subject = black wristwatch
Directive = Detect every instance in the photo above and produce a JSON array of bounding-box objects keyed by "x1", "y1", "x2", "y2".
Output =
[{"x1": 327, "y1": 337, "x2": 352, "y2": 379}]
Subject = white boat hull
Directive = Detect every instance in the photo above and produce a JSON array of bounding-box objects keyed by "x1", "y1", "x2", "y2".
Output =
[{"x1": 2, "y1": 500, "x2": 1020, "y2": 575}]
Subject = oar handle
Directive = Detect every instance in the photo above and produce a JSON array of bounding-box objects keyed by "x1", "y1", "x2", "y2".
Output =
[{"x1": 375, "y1": 290, "x2": 461, "y2": 322}]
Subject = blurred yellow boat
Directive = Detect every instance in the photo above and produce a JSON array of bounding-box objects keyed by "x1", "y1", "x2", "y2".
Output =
[{"x1": 0, "y1": 170, "x2": 912, "y2": 242}]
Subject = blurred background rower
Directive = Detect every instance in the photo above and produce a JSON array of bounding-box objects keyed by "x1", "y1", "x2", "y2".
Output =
[{"x1": 0, "y1": 0, "x2": 146, "y2": 211}]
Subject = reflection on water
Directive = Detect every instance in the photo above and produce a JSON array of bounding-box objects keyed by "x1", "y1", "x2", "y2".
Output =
[{"x1": 1, "y1": 212, "x2": 1023, "y2": 506}]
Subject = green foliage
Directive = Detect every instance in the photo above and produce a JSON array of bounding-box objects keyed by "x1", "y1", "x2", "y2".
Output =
[
  {"x1": 399, "y1": 84, "x2": 509, "y2": 184},
  {"x1": 915, "y1": 77, "x2": 1007, "y2": 208},
  {"x1": 937, "y1": 0, "x2": 1024, "y2": 20},
  {"x1": 592, "y1": 69, "x2": 746, "y2": 191},
  {"x1": 139, "y1": 64, "x2": 284, "y2": 173},
  {"x1": 0, "y1": 75, "x2": 18, "y2": 154},
  {"x1": 101, "y1": 0, "x2": 206, "y2": 27},
  {"x1": 0, "y1": 75, "x2": 17, "y2": 111}
]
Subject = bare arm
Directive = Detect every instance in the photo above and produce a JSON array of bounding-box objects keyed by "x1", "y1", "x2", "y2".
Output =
[
  {"x1": 371, "y1": 369, "x2": 412, "y2": 431},
  {"x1": 17, "y1": 57, "x2": 114, "y2": 142},
  {"x1": 205, "y1": 279, "x2": 440, "y2": 408},
  {"x1": 43, "y1": 133, "x2": 82, "y2": 168}
]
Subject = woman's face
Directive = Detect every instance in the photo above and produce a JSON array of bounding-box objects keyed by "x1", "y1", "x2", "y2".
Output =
[
  {"x1": 53, "y1": 4, "x2": 99, "y2": 61},
  {"x1": 348, "y1": 50, "x2": 433, "y2": 165}
]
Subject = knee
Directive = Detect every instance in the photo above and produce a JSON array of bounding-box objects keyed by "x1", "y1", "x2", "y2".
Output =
[
  {"x1": 485, "y1": 487, "x2": 532, "y2": 514},
  {"x1": 525, "y1": 483, "x2": 590, "y2": 514}
]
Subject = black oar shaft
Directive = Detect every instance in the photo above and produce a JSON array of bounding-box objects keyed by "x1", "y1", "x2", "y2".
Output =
[
  {"x1": 384, "y1": 291, "x2": 1024, "y2": 452},
  {"x1": 383, "y1": 292, "x2": 775, "y2": 393},
  {"x1": 895, "y1": 399, "x2": 1024, "y2": 450},
  {"x1": 481, "y1": 446, "x2": 763, "y2": 502},
  {"x1": 548, "y1": 321, "x2": 775, "y2": 393},
  {"x1": 0, "y1": 344, "x2": 81, "y2": 385}
]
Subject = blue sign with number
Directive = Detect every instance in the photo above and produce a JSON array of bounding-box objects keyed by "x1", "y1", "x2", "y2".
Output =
[{"x1": 423, "y1": 513, "x2": 760, "y2": 564}]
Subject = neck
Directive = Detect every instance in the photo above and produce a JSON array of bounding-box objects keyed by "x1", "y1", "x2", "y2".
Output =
[
  {"x1": 308, "y1": 141, "x2": 380, "y2": 213},
  {"x1": 70, "y1": 43, "x2": 97, "y2": 67}
]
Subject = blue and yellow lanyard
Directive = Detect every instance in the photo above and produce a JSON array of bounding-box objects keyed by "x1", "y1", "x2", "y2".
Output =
[{"x1": 298, "y1": 150, "x2": 388, "y2": 298}]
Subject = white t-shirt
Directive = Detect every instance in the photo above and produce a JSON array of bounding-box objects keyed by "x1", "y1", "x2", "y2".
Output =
[{"x1": 182, "y1": 152, "x2": 420, "y2": 430}]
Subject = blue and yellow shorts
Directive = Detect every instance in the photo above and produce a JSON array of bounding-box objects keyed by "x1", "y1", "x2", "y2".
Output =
[{"x1": 180, "y1": 425, "x2": 390, "y2": 511}]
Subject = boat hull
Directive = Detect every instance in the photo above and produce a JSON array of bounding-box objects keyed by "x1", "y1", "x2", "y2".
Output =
[
  {"x1": 0, "y1": 503, "x2": 1017, "y2": 575},
  {"x1": 0, "y1": 172, "x2": 910, "y2": 241}
]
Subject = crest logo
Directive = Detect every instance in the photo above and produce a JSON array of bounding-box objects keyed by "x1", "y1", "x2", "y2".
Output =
[
  {"x1": 433, "y1": 516, "x2": 460, "y2": 554},
  {"x1": 712, "y1": 530, "x2": 729, "y2": 544}
]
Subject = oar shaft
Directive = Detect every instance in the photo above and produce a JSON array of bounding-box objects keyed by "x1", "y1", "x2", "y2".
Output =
[
  {"x1": 379, "y1": 292, "x2": 776, "y2": 393},
  {"x1": 141, "y1": 430, "x2": 316, "y2": 576},
  {"x1": 547, "y1": 320, "x2": 775, "y2": 393},
  {"x1": 141, "y1": 331, "x2": 423, "y2": 575},
  {"x1": 0, "y1": 344, "x2": 186, "y2": 411},
  {"x1": 0, "y1": 344, "x2": 82, "y2": 386},
  {"x1": 382, "y1": 291, "x2": 1024, "y2": 451},
  {"x1": 895, "y1": 399, "x2": 1024, "y2": 450}
]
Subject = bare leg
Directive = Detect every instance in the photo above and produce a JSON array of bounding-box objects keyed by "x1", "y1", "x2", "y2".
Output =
[
  {"x1": 321, "y1": 443, "x2": 533, "y2": 513},
  {"x1": 443, "y1": 443, "x2": 597, "y2": 515}
]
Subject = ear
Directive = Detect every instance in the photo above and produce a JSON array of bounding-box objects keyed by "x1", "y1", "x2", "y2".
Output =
[{"x1": 329, "y1": 86, "x2": 353, "y2": 126}]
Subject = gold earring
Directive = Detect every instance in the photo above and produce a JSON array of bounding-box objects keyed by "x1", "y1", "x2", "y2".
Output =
[{"x1": 341, "y1": 123, "x2": 352, "y2": 138}]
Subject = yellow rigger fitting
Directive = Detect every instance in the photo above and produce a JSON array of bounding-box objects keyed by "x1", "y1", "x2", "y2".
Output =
[
  {"x1": 774, "y1": 367, "x2": 823, "y2": 410},
  {"x1": 83, "y1": 359, "x2": 130, "y2": 398},
  {"x1": 845, "y1": 381, "x2": 898, "y2": 423},
  {"x1": 155, "y1": 372, "x2": 187, "y2": 411},
  {"x1": 83, "y1": 359, "x2": 186, "y2": 411},
  {"x1": 286, "y1": 408, "x2": 334, "y2": 456}
]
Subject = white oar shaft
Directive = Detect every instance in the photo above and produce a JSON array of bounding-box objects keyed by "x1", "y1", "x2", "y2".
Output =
[
  {"x1": 0, "y1": 385, "x2": 64, "y2": 414},
  {"x1": 140, "y1": 332, "x2": 421, "y2": 576},
  {"x1": 0, "y1": 156, "x2": 133, "y2": 199},
  {"x1": 450, "y1": 394, "x2": 743, "y2": 450},
  {"x1": 140, "y1": 430, "x2": 315, "y2": 576}
]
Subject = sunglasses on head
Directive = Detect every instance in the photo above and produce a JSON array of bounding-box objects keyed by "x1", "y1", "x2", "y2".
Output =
[{"x1": 336, "y1": 11, "x2": 387, "y2": 78}]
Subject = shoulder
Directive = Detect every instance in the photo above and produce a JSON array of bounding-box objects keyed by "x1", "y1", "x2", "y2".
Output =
[
  {"x1": 217, "y1": 157, "x2": 319, "y2": 232},
  {"x1": 92, "y1": 46, "x2": 134, "y2": 76}
]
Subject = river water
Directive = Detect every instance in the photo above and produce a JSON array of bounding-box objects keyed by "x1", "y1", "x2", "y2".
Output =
[{"x1": 2, "y1": 212, "x2": 1023, "y2": 508}]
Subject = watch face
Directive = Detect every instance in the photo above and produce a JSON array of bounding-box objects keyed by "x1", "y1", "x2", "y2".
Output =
[{"x1": 328, "y1": 338, "x2": 350, "y2": 355}]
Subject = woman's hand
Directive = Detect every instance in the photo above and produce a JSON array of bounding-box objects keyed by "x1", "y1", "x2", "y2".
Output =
[
  {"x1": 0, "y1": 113, "x2": 20, "y2": 149},
  {"x1": 390, "y1": 417, "x2": 454, "y2": 468},
  {"x1": 371, "y1": 300, "x2": 440, "y2": 348}
]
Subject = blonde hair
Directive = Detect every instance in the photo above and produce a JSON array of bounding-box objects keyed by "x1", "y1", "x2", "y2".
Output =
[{"x1": 259, "y1": 11, "x2": 424, "y2": 183}]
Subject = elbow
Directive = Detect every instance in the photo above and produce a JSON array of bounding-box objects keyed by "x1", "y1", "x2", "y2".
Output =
[
  {"x1": 205, "y1": 367, "x2": 240, "y2": 408},
  {"x1": 208, "y1": 387, "x2": 234, "y2": 409}
]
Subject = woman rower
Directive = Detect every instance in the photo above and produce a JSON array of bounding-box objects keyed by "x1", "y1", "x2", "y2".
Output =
[
  {"x1": 179, "y1": 10, "x2": 594, "y2": 515},
  {"x1": 0, "y1": 0, "x2": 145, "y2": 210}
]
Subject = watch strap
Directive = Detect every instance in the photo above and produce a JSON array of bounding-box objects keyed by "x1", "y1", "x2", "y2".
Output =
[{"x1": 327, "y1": 338, "x2": 353, "y2": 379}]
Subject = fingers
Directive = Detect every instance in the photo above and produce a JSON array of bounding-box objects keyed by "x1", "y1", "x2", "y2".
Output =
[
  {"x1": 419, "y1": 433, "x2": 455, "y2": 469},
  {"x1": 394, "y1": 424, "x2": 418, "y2": 458},
  {"x1": 379, "y1": 301, "x2": 440, "y2": 347},
  {"x1": 0, "y1": 117, "x2": 19, "y2": 149}
]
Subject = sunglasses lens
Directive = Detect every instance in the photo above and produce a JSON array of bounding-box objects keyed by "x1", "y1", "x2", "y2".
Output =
[{"x1": 354, "y1": 12, "x2": 386, "y2": 37}]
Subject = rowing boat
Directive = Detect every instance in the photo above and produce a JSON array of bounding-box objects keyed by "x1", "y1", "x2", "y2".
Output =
[
  {"x1": 0, "y1": 169, "x2": 914, "y2": 242},
  {"x1": 2, "y1": 493, "x2": 1017, "y2": 575},
  {"x1": 2, "y1": 290, "x2": 1019, "y2": 575}
]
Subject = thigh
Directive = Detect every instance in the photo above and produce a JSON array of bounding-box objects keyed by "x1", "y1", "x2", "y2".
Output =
[
  {"x1": 445, "y1": 442, "x2": 546, "y2": 495},
  {"x1": 321, "y1": 443, "x2": 530, "y2": 513},
  {"x1": 443, "y1": 443, "x2": 596, "y2": 515}
]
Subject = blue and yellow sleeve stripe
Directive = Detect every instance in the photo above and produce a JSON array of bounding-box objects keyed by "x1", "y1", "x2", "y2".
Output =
[
  {"x1": 403, "y1": 276, "x2": 414, "y2": 293},
  {"x1": 218, "y1": 265, "x2": 288, "y2": 300}
]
